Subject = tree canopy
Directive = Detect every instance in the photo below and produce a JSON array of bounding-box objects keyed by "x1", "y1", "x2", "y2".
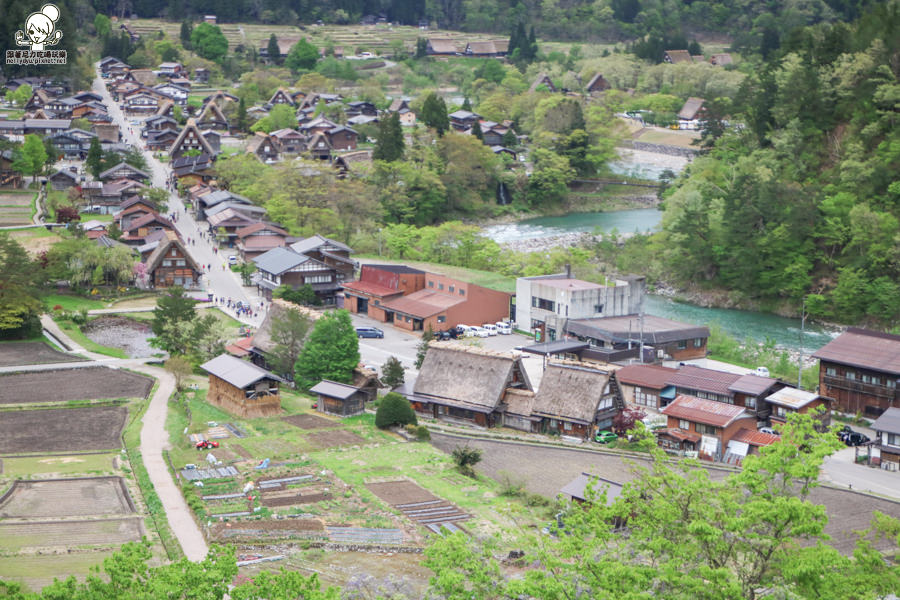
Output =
[
  {"x1": 285, "y1": 38, "x2": 319, "y2": 73},
  {"x1": 0, "y1": 234, "x2": 42, "y2": 338},
  {"x1": 190, "y1": 23, "x2": 228, "y2": 62},
  {"x1": 294, "y1": 309, "x2": 360, "y2": 388}
]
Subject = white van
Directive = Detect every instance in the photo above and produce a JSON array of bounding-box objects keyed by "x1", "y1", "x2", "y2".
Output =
[
  {"x1": 481, "y1": 324, "x2": 499, "y2": 336},
  {"x1": 495, "y1": 321, "x2": 512, "y2": 334}
]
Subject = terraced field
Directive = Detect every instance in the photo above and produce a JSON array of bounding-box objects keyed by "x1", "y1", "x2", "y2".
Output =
[
  {"x1": 0, "y1": 477, "x2": 135, "y2": 518},
  {"x1": 0, "y1": 518, "x2": 144, "y2": 552}
]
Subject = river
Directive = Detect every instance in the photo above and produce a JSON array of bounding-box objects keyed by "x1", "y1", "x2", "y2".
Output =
[{"x1": 484, "y1": 208, "x2": 837, "y2": 353}]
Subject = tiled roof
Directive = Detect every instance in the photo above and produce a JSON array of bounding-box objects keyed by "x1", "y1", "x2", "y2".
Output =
[
  {"x1": 309, "y1": 380, "x2": 359, "y2": 400},
  {"x1": 658, "y1": 427, "x2": 701, "y2": 443},
  {"x1": 666, "y1": 365, "x2": 741, "y2": 396},
  {"x1": 661, "y1": 395, "x2": 749, "y2": 428},
  {"x1": 812, "y1": 328, "x2": 900, "y2": 375}
]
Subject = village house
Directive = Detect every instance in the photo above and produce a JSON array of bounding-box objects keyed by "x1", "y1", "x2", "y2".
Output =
[
  {"x1": 310, "y1": 380, "x2": 368, "y2": 417},
  {"x1": 666, "y1": 365, "x2": 781, "y2": 418},
  {"x1": 677, "y1": 97, "x2": 706, "y2": 130},
  {"x1": 403, "y1": 343, "x2": 533, "y2": 427},
  {"x1": 146, "y1": 129, "x2": 179, "y2": 151},
  {"x1": 615, "y1": 363, "x2": 679, "y2": 411},
  {"x1": 93, "y1": 122, "x2": 120, "y2": 143},
  {"x1": 24, "y1": 118, "x2": 72, "y2": 137},
  {"x1": 157, "y1": 62, "x2": 184, "y2": 77},
  {"x1": 207, "y1": 208, "x2": 259, "y2": 246},
  {"x1": 387, "y1": 98, "x2": 416, "y2": 126},
  {"x1": 813, "y1": 328, "x2": 900, "y2": 418},
  {"x1": 870, "y1": 408, "x2": 900, "y2": 471},
  {"x1": 289, "y1": 235, "x2": 356, "y2": 282},
  {"x1": 426, "y1": 38, "x2": 460, "y2": 56},
  {"x1": 566, "y1": 314, "x2": 710, "y2": 363},
  {"x1": 246, "y1": 132, "x2": 281, "y2": 163},
  {"x1": 169, "y1": 119, "x2": 218, "y2": 160},
  {"x1": 464, "y1": 40, "x2": 509, "y2": 57},
  {"x1": 121, "y1": 212, "x2": 176, "y2": 244},
  {"x1": 529, "y1": 73, "x2": 557, "y2": 93},
  {"x1": 345, "y1": 101, "x2": 378, "y2": 118},
  {"x1": 252, "y1": 246, "x2": 345, "y2": 304},
  {"x1": 193, "y1": 189, "x2": 253, "y2": 220},
  {"x1": 83, "y1": 179, "x2": 148, "y2": 214},
  {"x1": 585, "y1": 72, "x2": 611, "y2": 94},
  {"x1": 144, "y1": 235, "x2": 202, "y2": 288},
  {"x1": 171, "y1": 153, "x2": 216, "y2": 185},
  {"x1": 201, "y1": 354, "x2": 283, "y2": 418},
  {"x1": 710, "y1": 53, "x2": 733, "y2": 66},
  {"x1": 332, "y1": 150, "x2": 373, "y2": 177},
  {"x1": 500, "y1": 388, "x2": 539, "y2": 432},
  {"x1": 530, "y1": 362, "x2": 623, "y2": 438},
  {"x1": 560, "y1": 473, "x2": 625, "y2": 507},
  {"x1": 0, "y1": 150, "x2": 23, "y2": 188},
  {"x1": 663, "y1": 49, "x2": 694, "y2": 64},
  {"x1": 380, "y1": 272, "x2": 511, "y2": 333},
  {"x1": 659, "y1": 395, "x2": 759, "y2": 462},
  {"x1": 248, "y1": 299, "x2": 322, "y2": 370},
  {"x1": 448, "y1": 110, "x2": 481, "y2": 132},
  {"x1": 765, "y1": 387, "x2": 830, "y2": 428},
  {"x1": 99, "y1": 162, "x2": 150, "y2": 183},
  {"x1": 235, "y1": 223, "x2": 290, "y2": 261},
  {"x1": 153, "y1": 82, "x2": 189, "y2": 105},
  {"x1": 115, "y1": 196, "x2": 158, "y2": 230},
  {"x1": 196, "y1": 102, "x2": 230, "y2": 131},
  {"x1": 194, "y1": 68, "x2": 210, "y2": 83},
  {"x1": 342, "y1": 264, "x2": 427, "y2": 321},
  {"x1": 48, "y1": 168, "x2": 80, "y2": 191},
  {"x1": 267, "y1": 88, "x2": 296, "y2": 107},
  {"x1": 271, "y1": 128, "x2": 306, "y2": 154},
  {"x1": 125, "y1": 69, "x2": 157, "y2": 87},
  {"x1": 306, "y1": 132, "x2": 332, "y2": 159}
]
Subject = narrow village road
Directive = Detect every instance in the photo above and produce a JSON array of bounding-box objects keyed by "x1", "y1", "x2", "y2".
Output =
[
  {"x1": 35, "y1": 313, "x2": 210, "y2": 560},
  {"x1": 91, "y1": 67, "x2": 264, "y2": 328}
]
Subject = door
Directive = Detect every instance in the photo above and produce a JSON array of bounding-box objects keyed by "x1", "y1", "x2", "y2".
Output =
[{"x1": 358, "y1": 297, "x2": 368, "y2": 315}]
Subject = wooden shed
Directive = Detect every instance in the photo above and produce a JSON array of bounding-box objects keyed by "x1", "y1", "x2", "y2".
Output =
[
  {"x1": 201, "y1": 354, "x2": 283, "y2": 418},
  {"x1": 309, "y1": 380, "x2": 367, "y2": 417}
]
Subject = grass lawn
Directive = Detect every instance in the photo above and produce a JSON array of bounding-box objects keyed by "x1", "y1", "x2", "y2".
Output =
[
  {"x1": 0, "y1": 453, "x2": 117, "y2": 478},
  {"x1": 355, "y1": 256, "x2": 516, "y2": 293},
  {"x1": 43, "y1": 293, "x2": 108, "y2": 312},
  {"x1": 53, "y1": 319, "x2": 128, "y2": 358}
]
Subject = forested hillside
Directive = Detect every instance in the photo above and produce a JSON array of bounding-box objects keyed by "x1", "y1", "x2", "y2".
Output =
[
  {"x1": 654, "y1": 1, "x2": 900, "y2": 325},
  {"x1": 88, "y1": 0, "x2": 871, "y2": 45}
]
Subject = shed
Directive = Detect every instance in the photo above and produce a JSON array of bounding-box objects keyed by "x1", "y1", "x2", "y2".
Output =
[
  {"x1": 310, "y1": 380, "x2": 367, "y2": 417},
  {"x1": 201, "y1": 354, "x2": 284, "y2": 418}
]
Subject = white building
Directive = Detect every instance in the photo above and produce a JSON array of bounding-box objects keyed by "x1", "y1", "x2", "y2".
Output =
[{"x1": 515, "y1": 267, "x2": 645, "y2": 341}]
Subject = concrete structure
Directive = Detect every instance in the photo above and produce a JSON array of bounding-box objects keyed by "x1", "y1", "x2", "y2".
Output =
[
  {"x1": 515, "y1": 268, "x2": 645, "y2": 341},
  {"x1": 342, "y1": 264, "x2": 427, "y2": 322}
]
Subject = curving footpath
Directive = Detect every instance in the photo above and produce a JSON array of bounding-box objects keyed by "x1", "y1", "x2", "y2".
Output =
[{"x1": 36, "y1": 316, "x2": 209, "y2": 560}]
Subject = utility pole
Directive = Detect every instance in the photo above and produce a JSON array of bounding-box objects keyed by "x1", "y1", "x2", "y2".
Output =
[{"x1": 797, "y1": 296, "x2": 806, "y2": 388}]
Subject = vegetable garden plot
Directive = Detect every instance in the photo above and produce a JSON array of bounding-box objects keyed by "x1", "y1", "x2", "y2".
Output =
[
  {"x1": 0, "y1": 477, "x2": 134, "y2": 518},
  {"x1": 0, "y1": 367, "x2": 153, "y2": 404},
  {"x1": 0, "y1": 406, "x2": 128, "y2": 453}
]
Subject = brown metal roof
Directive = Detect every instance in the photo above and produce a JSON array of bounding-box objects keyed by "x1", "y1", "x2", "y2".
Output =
[
  {"x1": 342, "y1": 280, "x2": 402, "y2": 298},
  {"x1": 728, "y1": 374, "x2": 779, "y2": 396},
  {"x1": 661, "y1": 395, "x2": 749, "y2": 428},
  {"x1": 657, "y1": 427, "x2": 701, "y2": 443},
  {"x1": 381, "y1": 289, "x2": 465, "y2": 318},
  {"x1": 812, "y1": 328, "x2": 900, "y2": 376},
  {"x1": 615, "y1": 364, "x2": 678, "y2": 389},
  {"x1": 731, "y1": 428, "x2": 781, "y2": 447},
  {"x1": 666, "y1": 365, "x2": 741, "y2": 396}
]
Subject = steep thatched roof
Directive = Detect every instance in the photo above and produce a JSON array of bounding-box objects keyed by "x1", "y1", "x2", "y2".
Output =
[
  {"x1": 531, "y1": 362, "x2": 612, "y2": 425},
  {"x1": 413, "y1": 343, "x2": 532, "y2": 413},
  {"x1": 253, "y1": 298, "x2": 321, "y2": 354},
  {"x1": 197, "y1": 101, "x2": 229, "y2": 127},
  {"x1": 503, "y1": 388, "x2": 537, "y2": 419}
]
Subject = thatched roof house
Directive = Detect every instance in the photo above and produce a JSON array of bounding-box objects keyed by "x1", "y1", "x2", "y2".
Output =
[
  {"x1": 531, "y1": 361, "x2": 624, "y2": 438},
  {"x1": 250, "y1": 298, "x2": 321, "y2": 368},
  {"x1": 405, "y1": 342, "x2": 532, "y2": 427}
]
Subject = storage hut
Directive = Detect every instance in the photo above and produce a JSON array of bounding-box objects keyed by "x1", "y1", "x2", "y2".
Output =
[
  {"x1": 201, "y1": 354, "x2": 283, "y2": 418},
  {"x1": 310, "y1": 380, "x2": 367, "y2": 416}
]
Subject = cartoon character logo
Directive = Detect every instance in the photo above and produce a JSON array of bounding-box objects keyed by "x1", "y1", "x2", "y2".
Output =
[{"x1": 15, "y1": 4, "x2": 63, "y2": 52}]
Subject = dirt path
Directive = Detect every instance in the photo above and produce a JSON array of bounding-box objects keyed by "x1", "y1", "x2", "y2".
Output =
[{"x1": 133, "y1": 364, "x2": 209, "y2": 561}]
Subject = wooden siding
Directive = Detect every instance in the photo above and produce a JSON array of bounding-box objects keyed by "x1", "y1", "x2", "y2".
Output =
[{"x1": 207, "y1": 374, "x2": 281, "y2": 418}]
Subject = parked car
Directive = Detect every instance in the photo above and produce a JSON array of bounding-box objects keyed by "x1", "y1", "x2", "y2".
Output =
[
  {"x1": 836, "y1": 425, "x2": 854, "y2": 441},
  {"x1": 495, "y1": 321, "x2": 512, "y2": 334},
  {"x1": 470, "y1": 326, "x2": 491, "y2": 338},
  {"x1": 594, "y1": 430, "x2": 618, "y2": 444},
  {"x1": 457, "y1": 325, "x2": 476, "y2": 337},
  {"x1": 844, "y1": 432, "x2": 870, "y2": 446},
  {"x1": 436, "y1": 330, "x2": 453, "y2": 341},
  {"x1": 356, "y1": 326, "x2": 384, "y2": 339},
  {"x1": 228, "y1": 256, "x2": 238, "y2": 265},
  {"x1": 195, "y1": 440, "x2": 219, "y2": 450},
  {"x1": 755, "y1": 366, "x2": 770, "y2": 377},
  {"x1": 481, "y1": 324, "x2": 499, "y2": 336},
  {"x1": 758, "y1": 427, "x2": 778, "y2": 435}
]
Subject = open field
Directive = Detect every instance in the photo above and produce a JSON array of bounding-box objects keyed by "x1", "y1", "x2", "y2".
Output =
[
  {"x1": 635, "y1": 127, "x2": 702, "y2": 148},
  {"x1": 306, "y1": 430, "x2": 365, "y2": 449},
  {"x1": 42, "y1": 294, "x2": 108, "y2": 312},
  {"x1": 0, "y1": 477, "x2": 135, "y2": 518},
  {"x1": 0, "y1": 193, "x2": 33, "y2": 207},
  {"x1": 282, "y1": 413, "x2": 340, "y2": 430},
  {"x1": 7, "y1": 227, "x2": 61, "y2": 256},
  {"x1": 0, "y1": 551, "x2": 118, "y2": 592},
  {"x1": 367, "y1": 480, "x2": 439, "y2": 505},
  {"x1": 0, "y1": 453, "x2": 117, "y2": 478},
  {"x1": 53, "y1": 320, "x2": 129, "y2": 358},
  {"x1": 0, "y1": 367, "x2": 153, "y2": 404},
  {"x1": 0, "y1": 208, "x2": 32, "y2": 227},
  {"x1": 0, "y1": 517, "x2": 144, "y2": 552},
  {"x1": 0, "y1": 342, "x2": 83, "y2": 367},
  {"x1": 0, "y1": 406, "x2": 128, "y2": 453}
]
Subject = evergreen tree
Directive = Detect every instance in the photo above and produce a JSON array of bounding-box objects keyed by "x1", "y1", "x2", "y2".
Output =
[
  {"x1": 471, "y1": 119, "x2": 484, "y2": 141},
  {"x1": 180, "y1": 20, "x2": 193, "y2": 50},
  {"x1": 236, "y1": 96, "x2": 248, "y2": 132},
  {"x1": 502, "y1": 129, "x2": 517, "y2": 148},
  {"x1": 527, "y1": 26, "x2": 538, "y2": 61},
  {"x1": 373, "y1": 112, "x2": 404, "y2": 162},
  {"x1": 295, "y1": 310, "x2": 360, "y2": 388},
  {"x1": 0, "y1": 233, "x2": 42, "y2": 337},
  {"x1": 461, "y1": 97, "x2": 472, "y2": 111},
  {"x1": 375, "y1": 392, "x2": 417, "y2": 429},
  {"x1": 381, "y1": 356, "x2": 405, "y2": 388},
  {"x1": 415, "y1": 37, "x2": 428, "y2": 59},
  {"x1": 267, "y1": 34, "x2": 281, "y2": 65},
  {"x1": 420, "y1": 93, "x2": 449, "y2": 136},
  {"x1": 415, "y1": 325, "x2": 435, "y2": 369},
  {"x1": 150, "y1": 287, "x2": 198, "y2": 356}
]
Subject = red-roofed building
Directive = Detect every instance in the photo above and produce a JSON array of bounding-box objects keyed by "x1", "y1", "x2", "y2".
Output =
[
  {"x1": 342, "y1": 264, "x2": 427, "y2": 322},
  {"x1": 615, "y1": 363, "x2": 678, "y2": 410},
  {"x1": 660, "y1": 395, "x2": 757, "y2": 461},
  {"x1": 226, "y1": 336, "x2": 255, "y2": 358}
]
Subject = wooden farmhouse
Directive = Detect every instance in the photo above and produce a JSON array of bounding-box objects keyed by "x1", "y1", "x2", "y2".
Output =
[
  {"x1": 310, "y1": 380, "x2": 368, "y2": 417},
  {"x1": 145, "y1": 235, "x2": 202, "y2": 288},
  {"x1": 169, "y1": 118, "x2": 218, "y2": 160},
  {"x1": 201, "y1": 354, "x2": 283, "y2": 418},
  {"x1": 404, "y1": 343, "x2": 533, "y2": 427},
  {"x1": 530, "y1": 362, "x2": 624, "y2": 438}
]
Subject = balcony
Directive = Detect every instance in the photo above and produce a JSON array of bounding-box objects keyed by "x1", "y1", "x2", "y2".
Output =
[{"x1": 823, "y1": 376, "x2": 899, "y2": 400}]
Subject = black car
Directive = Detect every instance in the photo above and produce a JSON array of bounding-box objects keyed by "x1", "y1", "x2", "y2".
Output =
[
  {"x1": 844, "y1": 432, "x2": 870, "y2": 446},
  {"x1": 836, "y1": 425, "x2": 853, "y2": 442}
]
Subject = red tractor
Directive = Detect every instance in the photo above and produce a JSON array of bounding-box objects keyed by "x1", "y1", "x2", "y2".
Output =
[{"x1": 195, "y1": 440, "x2": 220, "y2": 450}]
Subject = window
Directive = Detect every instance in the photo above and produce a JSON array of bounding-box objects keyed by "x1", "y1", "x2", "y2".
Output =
[
  {"x1": 888, "y1": 379, "x2": 897, "y2": 389},
  {"x1": 374, "y1": 300, "x2": 380, "y2": 306},
  {"x1": 438, "y1": 283, "x2": 444, "y2": 290},
  {"x1": 563, "y1": 421, "x2": 573, "y2": 431},
  {"x1": 437, "y1": 315, "x2": 446, "y2": 323},
  {"x1": 697, "y1": 423, "x2": 717, "y2": 436},
  {"x1": 745, "y1": 396, "x2": 756, "y2": 409},
  {"x1": 887, "y1": 433, "x2": 900, "y2": 446},
  {"x1": 694, "y1": 338, "x2": 704, "y2": 348},
  {"x1": 405, "y1": 316, "x2": 410, "y2": 322},
  {"x1": 677, "y1": 340, "x2": 687, "y2": 350},
  {"x1": 163, "y1": 259, "x2": 173, "y2": 266},
  {"x1": 459, "y1": 289, "x2": 465, "y2": 295},
  {"x1": 775, "y1": 406, "x2": 787, "y2": 418},
  {"x1": 428, "y1": 281, "x2": 434, "y2": 288},
  {"x1": 170, "y1": 248, "x2": 177, "y2": 256},
  {"x1": 597, "y1": 397, "x2": 613, "y2": 410},
  {"x1": 532, "y1": 297, "x2": 555, "y2": 311},
  {"x1": 594, "y1": 304, "x2": 604, "y2": 313},
  {"x1": 448, "y1": 285, "x2": 454, "y2": 292},
  {"x1": 304, "y1": 274, "x2": 332, "y2": 284},
  {"x1": 176, "y1": 259, "x2": 185, "y2": 266},
  {"x1": 531, "y1": 319, "x2": 544, "y2": 329},
  {"x1": 678, "y1": 419, "x2": 690, "y2": 430},
  {"x1": 825, "y1": 367, "x2": 837, "y2": 376},
  {"x1": 846, "y1": 371, "x2": 856, "y2": 381}
]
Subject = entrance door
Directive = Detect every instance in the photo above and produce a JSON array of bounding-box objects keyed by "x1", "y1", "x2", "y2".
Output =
[{"x1": 358, "y1": 297, "x2": 368, "y2": 314}]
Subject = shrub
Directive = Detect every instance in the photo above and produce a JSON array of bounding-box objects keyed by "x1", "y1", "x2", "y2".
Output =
[
  {"x1": 498, "y1": 470, "x2": 526, "y2": 497},
  {"x1": 451, "y1": 445, "x2": 482, "y2": 477},
  {"x1": 374, "y1": 392, "x2": 417, "y2": 429},
  {"x1": 415, "y1": 425, "x2": 431, "y2": 441}
]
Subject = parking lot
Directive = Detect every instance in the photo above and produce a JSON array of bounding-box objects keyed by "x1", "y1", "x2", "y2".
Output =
[{"x1": 347, "y1": 312, "x2": 546, "y2": 387}]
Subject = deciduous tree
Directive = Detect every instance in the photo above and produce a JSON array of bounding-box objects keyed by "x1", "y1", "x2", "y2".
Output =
[
  {"x1": 285, "y1": 38, "x2": 319, "y2": 73},
  {"x1": 190, "y1": 23, "x2": 228, "y2": 62},
  {"x1": 267, "y1": 306, "x2": 313, "y2": 377},
  {"x1": 12, "y1": 135, "x2": 47, "y2": 183},
  {"x1": 294, "y1": 310, "x2": 359, "y2": 388},
  {"x1": 0, "y1": 234, "x2": 42, "y2": 338}
]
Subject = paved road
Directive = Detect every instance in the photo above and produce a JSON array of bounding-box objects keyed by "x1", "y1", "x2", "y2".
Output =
[
  {"x1": 822, "y1": 443, "x2": 900, "y2": 498},
  {"x1": 91, "y1": 67, "x2": 264, "y2": 329}
]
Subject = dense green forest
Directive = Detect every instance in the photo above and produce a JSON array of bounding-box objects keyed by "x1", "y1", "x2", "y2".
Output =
[{"x1": 650, "y1": 1, "x2": 900, "y2": 325}]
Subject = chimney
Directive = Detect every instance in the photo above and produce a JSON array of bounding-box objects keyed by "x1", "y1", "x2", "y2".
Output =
[{"x1": 565, "y1": 264, "x2": 571, "y2": 279}]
